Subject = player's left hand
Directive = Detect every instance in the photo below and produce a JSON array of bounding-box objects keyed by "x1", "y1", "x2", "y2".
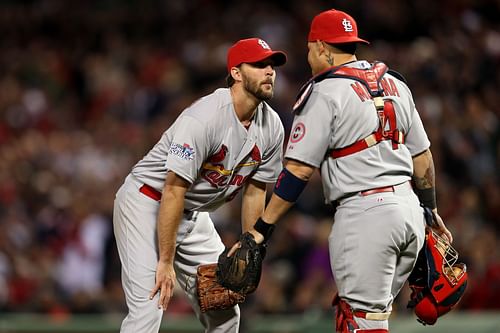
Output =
[
  {"x1": 430, "y1": 209, "x2": 453, "y2": 244},
  {"x1": 217, "y1": 232, "x2": 265, "y2": 294},
  {"x1": 149, "y1": 260, "x2": 176, "y2": 310},
  {"x1": 226, "y1": 229, "x2": 265, "y2": 258}
]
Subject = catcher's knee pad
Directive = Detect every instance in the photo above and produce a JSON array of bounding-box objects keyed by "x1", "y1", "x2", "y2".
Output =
[{"x1": 332, "y1": 294, "x2": 390, "y2": 333}]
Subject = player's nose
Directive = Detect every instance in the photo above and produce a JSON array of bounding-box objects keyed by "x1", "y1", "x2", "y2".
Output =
[{"x1": 264, "y1": 66, "x2": 275, "y2": 76}]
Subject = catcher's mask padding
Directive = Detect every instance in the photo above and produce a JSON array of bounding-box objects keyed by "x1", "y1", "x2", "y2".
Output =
[{"x1": 408, "y1": 230, "x2": 468, "y2": 325}]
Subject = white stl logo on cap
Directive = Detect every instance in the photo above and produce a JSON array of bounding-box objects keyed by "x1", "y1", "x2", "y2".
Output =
[
  {"x1": 342, "y1": 18, "x2": 353, "y2": 32},
  {"x1": 258, "y1": 39, "x2": 271, "y2": 50}
]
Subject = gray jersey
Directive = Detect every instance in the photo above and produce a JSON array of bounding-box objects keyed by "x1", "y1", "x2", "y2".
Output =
[
  {"x1": 285, "y1": 60, "x2": 430, "y2": 202},
  {"x1": 131, "y1": 88, "x2": 284, "y2": 211}
]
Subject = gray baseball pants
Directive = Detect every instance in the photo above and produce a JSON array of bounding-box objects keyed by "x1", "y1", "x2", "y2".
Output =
[
  {"x1": 113, "y1": 175, "x2": 240, "y2": 333},
  {"x1": 330, "y1": 181, "x2": 426, "y2": 330}
]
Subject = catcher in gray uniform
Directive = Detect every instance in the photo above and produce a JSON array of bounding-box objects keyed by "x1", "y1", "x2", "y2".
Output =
[
  {"x1": 113, "y1": 38, "x2": 286, "y2": 333},
  {"x1": 241, "y1": 9, "x2": 454, "y2": 333}
]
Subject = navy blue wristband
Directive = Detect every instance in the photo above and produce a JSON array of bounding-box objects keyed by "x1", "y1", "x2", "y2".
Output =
[{"x1": 273, "y1": 168, "x2": 308, "y2": 203}]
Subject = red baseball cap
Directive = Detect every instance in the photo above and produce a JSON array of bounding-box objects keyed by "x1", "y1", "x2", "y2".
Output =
[
  {"x1": 227, "y1": 38, "x2": 287, "y2": 73},
  {"x1": 308, "y1": 9, "x2": 369, "y2": 45}
]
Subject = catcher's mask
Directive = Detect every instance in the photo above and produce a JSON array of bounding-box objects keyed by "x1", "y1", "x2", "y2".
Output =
[{"x1": 408, "y1": 230, "x2": 468, "y2": 325}]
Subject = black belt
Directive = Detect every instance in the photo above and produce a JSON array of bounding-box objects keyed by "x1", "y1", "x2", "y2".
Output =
[{"x1": 139, "y1": 184, "x2": 194, "y2": 219}]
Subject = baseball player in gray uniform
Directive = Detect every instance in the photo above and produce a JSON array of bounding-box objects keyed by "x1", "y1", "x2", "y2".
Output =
[
  {"x1": 113, "y1": 38, "x2": 286, "y2": 333},
  {"x1": 242, "y1": 9, "x2": 453, "y2": 333}
]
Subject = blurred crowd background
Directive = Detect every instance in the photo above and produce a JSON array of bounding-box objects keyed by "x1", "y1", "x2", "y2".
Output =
[{"x1": 0, "y1": 0, "x2": 499, "y2": 325}]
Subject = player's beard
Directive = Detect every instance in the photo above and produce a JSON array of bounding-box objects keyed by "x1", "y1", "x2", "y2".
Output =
[{"x1": 242, "y1": 74, "x2": 274, "y2": 101}]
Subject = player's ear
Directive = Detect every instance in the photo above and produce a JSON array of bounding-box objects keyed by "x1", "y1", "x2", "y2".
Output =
[
  {"x1": 230, "y1": 67, "x2": 242, "y2": 82},
  {"x1": 317, "y1": 40, "x2": 326, "y2": 54}
]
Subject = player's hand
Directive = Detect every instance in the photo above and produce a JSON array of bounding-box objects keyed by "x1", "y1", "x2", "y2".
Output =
[
  {"x1": 430, "y1": 209, "x2": 453, "y2": 244},
  {"x1": 226, "y1": 229, "x2": 265, "y2": 257},
  {"x1": 248, "y1": 228, "x2": 265, "y2": 245},
  {"x1": 226, "y1": 240, "x2": 242, "y2": 257},
  {"x1": 149, "y1": 260, "x2": 176, "y2": 310}
]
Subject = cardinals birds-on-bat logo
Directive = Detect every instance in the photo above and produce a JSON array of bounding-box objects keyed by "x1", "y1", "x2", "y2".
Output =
[
  {"x1": 250, "y1": 145, "x2": 261, "y2": 163},
  {"x1": 208, "y1": 145, "x2": 228, "y2": 163}
]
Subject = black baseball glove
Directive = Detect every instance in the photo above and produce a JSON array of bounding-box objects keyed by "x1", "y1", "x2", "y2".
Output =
[{"x1": 216, "y1": 232, "x2": 266, "y2": 294}]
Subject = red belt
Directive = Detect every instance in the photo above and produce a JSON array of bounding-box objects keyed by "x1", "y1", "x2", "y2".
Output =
[
  {"x1": 139, "y1": 184, "x2": 162, "y2": 201},
  {"x1": 360, "y1": 185, "x2": 394, "y2": 196},
  {"x1": 139, "y1": 184, "x2": 194, "y2": 219},
  {"x1": 332, "y1": 185, "x2": 397, "y2": 211}
]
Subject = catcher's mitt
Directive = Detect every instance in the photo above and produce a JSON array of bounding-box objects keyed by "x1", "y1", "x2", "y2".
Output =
[
  {"x1": 196, "y1": 264, "x2": 245, "y2": 313},
  {"x1": 216, "y1": 232, "x2": 266, "y2": 294}
]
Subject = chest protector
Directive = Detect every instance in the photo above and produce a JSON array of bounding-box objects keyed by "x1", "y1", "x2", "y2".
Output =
[
  {"x1": 407, "y1": 228, "x2": 468, "y2": 325},
  {"x1": 293, "y1": 61, "x2": 404, "y2": 158}
]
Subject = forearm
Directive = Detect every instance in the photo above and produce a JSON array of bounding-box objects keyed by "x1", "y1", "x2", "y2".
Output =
[
  {"x1": 157, "y1": 172, "x2": 189, "y2": 264},
  {"x1": 241, "y1": 180, "x2": 267, "y2": 232},
  {"x1": 157, "y1": 193, "x2": 183, "y2": 265},
  {"x1": 261, "y1": 194, "x2": 295, "y2": 225},
  {"x1": 412, "y1": 149, "x2": 453, "y2": 242},
  {"x1": 412, "y1": 149, "x2": 437, "y2": 209},
  {"x1": 262, "y1": 160, "x2": 315, "y2": 224}
]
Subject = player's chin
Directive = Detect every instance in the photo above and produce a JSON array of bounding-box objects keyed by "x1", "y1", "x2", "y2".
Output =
[
  {"x1": 259, "y1": 85, "x2": 274, "y2": 99},
  {"x1": 257, "y1": 89, "x2": 273, "y2": 101}
]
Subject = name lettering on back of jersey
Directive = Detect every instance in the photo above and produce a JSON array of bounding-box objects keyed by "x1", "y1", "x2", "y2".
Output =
[
  {"x1": 380, "y1": 78, "x2": 399, "y2": 97},
  {"x1": 169, "y1": 142, "x2": 195, "y2": 160},
  {"x1": 351, "y1": 78, "x2": 400, "y2": 102}
]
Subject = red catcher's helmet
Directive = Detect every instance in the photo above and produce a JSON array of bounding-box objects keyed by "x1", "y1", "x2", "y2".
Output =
[{"x1": 408, "y1": 230, "x2": 468, "y2": 325}]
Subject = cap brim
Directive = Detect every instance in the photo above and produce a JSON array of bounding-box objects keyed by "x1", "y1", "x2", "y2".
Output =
[
  {"x1": 350, "y1": 37, "x2": 370, "y2": 45},
  {"x1": 323, "y1": 36, "x2": 370, "y2": 45},
  {"x1": 245, "y1": 50, "x2": 287, "y2": 67},
  {"x1": 267, "y1": 51, "x2": 287, "y2": 67}
]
